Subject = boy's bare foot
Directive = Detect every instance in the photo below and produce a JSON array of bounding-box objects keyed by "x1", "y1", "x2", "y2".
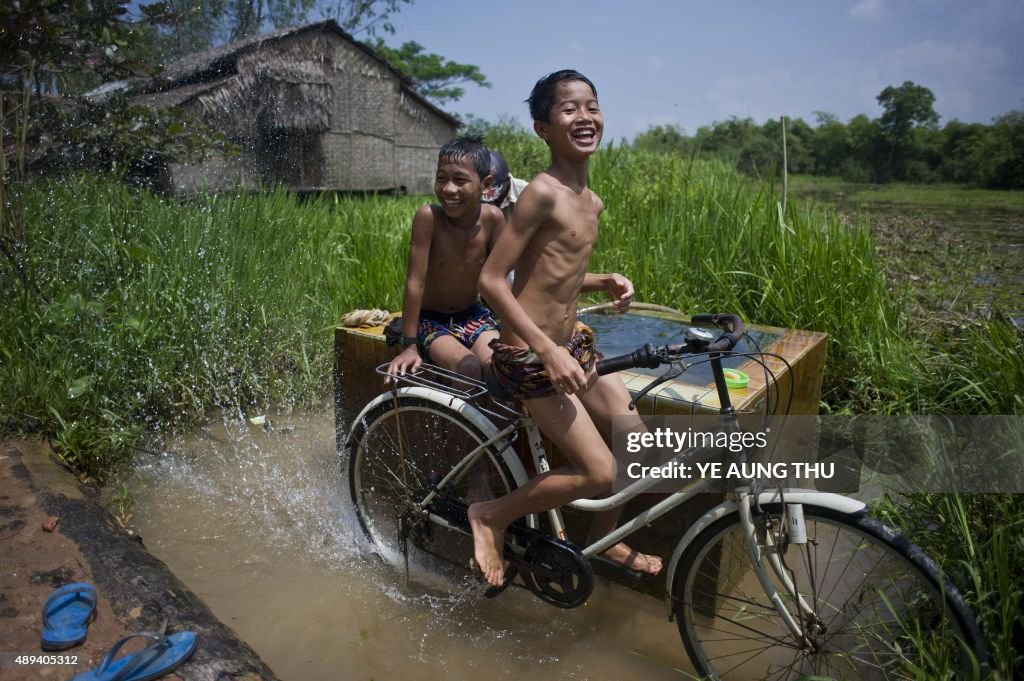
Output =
[
  {"x1": 601, "y1": 542, "x2": 662, "y2": 575},
  {"x1": 468, "y1": 502, "x2": 506, "y2": 586}
]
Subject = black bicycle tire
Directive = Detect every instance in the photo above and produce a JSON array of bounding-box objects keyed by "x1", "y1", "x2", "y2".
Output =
[
  {"x1": 346, "y1": 393, "x2": 522, "y2": 570},
  {"x1": 673, "y1": 503, "x2": 988, "y2": 680}
]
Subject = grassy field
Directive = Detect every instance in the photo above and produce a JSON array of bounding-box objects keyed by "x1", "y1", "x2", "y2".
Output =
[
  {"x1": 1, "y1": 179, "x2": 418, "y2": 479},
  {"x1": 789, "y1": 174, "x2": 1024, "y2": 337},
  {"x1": 1, "y1": 152, "x2": 1022, "y2": 677},
  {"x1": 789, "y1": 175, "x2": 1024, "y2": 210}
]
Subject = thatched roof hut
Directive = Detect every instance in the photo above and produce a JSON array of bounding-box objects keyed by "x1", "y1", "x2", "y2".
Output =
[{"x1": 122, "y1": 20, "x2": 459, "y2": 195}]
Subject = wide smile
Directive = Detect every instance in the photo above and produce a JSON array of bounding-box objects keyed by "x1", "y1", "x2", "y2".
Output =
[{"x1": 571, "y1": 127, "x2": 598, "y2": 146}]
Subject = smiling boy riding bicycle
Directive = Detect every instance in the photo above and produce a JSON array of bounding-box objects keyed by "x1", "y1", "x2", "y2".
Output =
[{"x1": 471, "y1": 70, "x2": 662, "y2": 587}]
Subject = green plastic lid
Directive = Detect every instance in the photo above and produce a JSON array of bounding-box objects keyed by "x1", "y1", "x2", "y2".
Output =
[{"x1": 724, "y1": 368, "x2": 750, "y2": 389}]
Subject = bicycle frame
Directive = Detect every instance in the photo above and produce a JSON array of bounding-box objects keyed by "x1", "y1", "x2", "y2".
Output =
[{"x1": 369, "y1": 360, "x2": 867, "y2": 642}]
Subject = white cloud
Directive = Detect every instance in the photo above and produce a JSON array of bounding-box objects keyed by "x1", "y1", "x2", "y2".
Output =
[{"x1": 850, "y1": 0, "x2": 885, "y2": 20}]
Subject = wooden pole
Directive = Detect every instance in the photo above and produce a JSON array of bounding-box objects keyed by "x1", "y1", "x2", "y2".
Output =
[{"x1": 781, "y1": 115, "x2": 789, "y2": 216}]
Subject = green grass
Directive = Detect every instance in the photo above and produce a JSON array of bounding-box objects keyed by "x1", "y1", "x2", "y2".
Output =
[
  {"x1": 790, "y1": 175, "x2": 1024, "y2": 210},
  {"x1": 875, "y1": 491, "x2": 1024, "y2": 679},
  {"x1": 1, "y1": 178, "x2": 417, "y2": 480}
]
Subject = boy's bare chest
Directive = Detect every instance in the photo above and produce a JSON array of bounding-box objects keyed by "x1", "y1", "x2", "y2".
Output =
[
  {"x1": 542, "y1": 196, "x2": 600, "y2": 255},
  {"x1": 429, "y1": 227, "x2": 488, "y2": 269}
]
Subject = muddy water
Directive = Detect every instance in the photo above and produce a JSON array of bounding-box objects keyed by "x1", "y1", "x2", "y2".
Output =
[{"x1": 129, "y1": 408, "x2": 696, "y2": 681}]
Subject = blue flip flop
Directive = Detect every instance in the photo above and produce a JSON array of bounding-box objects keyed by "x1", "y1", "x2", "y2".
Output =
[
  {"x1": 69, "y1": 628, "x2": 197, "y2": 681},
  {"x1": 40, "y1": 582, "x2": 98, "y2": 651}
]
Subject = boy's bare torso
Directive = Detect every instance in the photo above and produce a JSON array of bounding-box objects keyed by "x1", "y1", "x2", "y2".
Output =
[
  {"x1": 421, "y1": 204, "x2": 497, "y2": 314},
  {"x1": 502, "y1": 173, "x2": 603, "y2": 346}
]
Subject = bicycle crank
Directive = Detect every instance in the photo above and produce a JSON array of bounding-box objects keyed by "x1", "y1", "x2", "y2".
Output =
[{"x1": 427, "y1": 499, "x2": 594, "y2": 608}]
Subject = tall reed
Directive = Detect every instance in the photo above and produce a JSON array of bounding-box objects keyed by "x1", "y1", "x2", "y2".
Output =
[
  {"x1": 588, "y1": 147, "x2": 912, "y2": 411},
  {"x1": 1, "y1": 177, "x2": 415, "y2": 479}
]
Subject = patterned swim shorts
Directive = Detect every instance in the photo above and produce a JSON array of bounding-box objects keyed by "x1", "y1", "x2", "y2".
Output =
[
  {"x1": 486, "y1": 322, "x2": 600, "y2": 401},
  {"x1": 418, "y1": 302, "x2": 498, "y2": 358}
]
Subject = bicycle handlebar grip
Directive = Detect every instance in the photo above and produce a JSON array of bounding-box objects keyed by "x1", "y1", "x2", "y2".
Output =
[
  {"x1": 596, "y1": 343, "x2": 659, "y2": 375},
  {"x1": 595, "y1": 353, "x2": 636, "y2": 376}
]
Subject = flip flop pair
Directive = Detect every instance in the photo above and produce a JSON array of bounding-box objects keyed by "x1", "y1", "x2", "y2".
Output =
[
  {"x1": 41, "y1": 582, "x2": 98, "y2": 651},
  {"x1": 69, "y1": 623, "x2": 197, "y2": 681}
]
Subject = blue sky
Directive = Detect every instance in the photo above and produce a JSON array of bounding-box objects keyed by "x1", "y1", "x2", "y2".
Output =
[{"x1": 381, "y1": 0, "x2": 1024, "y2": 141}]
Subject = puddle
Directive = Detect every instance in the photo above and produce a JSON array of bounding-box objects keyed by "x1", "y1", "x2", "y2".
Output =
[{"x1": 129, "y1": 408, "x2": 696, "y2": 680}]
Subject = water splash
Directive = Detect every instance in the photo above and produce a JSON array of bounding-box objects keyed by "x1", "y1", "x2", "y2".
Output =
[{"x1": 129, "y1": 407, "x2": 693, "y2": 680}]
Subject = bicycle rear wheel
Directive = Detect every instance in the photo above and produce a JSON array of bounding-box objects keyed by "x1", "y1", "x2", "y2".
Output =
[
  {"x1": 673, "y1": 504, "x2": 987, "y2": 680},
  {"x1": 347, "y1": 393, "x2": 521, "y2": 573}
]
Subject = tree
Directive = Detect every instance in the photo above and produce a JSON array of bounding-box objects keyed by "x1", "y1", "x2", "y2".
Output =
[
  {"x1": 146, "y1": 0, "x2": 413, "y2": 60},
  {"x1": 333, "y1": 0, "x2": 412, "y2": 38},
  {"x1": 2, "y1": 0, "x2": 143, "y2": 288},
  {"x1": 370, "y1": 39, "x2": 489, "y2": 105},
  {"x1": 125, "y1": 2, "x2": 491, "y2": 106},
  {"x1": 811, "y1": 111, "x2": 852, "y2": 177},
  {"x1": 937, "y1": 119, "x2": 985, "y2": 183},
  {"x1": 634, "y1": 124, "x2": 693, "y2": 156},
  {"x1": 876, "y1": 81, "x2": 939, "y2": 181},
  {"x1": 975, "y1": 111, "x2": 1024, "y2": 189},
  {"x1": 845, "y1": 114, "x2": 880, "y2": 182},
  {"x1": 1, "y1": 0, "x2": 222, "y2": 292},
  {"x1": 877, "y1": 81, "x2": 939, "y2": 136}
]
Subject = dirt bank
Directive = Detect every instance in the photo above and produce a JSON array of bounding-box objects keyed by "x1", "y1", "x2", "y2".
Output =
[{"x1": 0, "y1": 439, "x2": 280, "y2": 681}]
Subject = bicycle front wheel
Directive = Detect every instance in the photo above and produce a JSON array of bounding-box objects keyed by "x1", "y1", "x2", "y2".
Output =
[
  {"x1": 673, "y1": 504, "x2": 987, "y2": 680},
  {"x1": 347, "y1": 393, "x2": 521, "y2": 572}
]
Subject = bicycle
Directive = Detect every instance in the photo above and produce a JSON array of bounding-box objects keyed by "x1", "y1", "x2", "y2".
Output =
[{"x1": 344, "y1": 312, "x2": 989, "y2": 680}]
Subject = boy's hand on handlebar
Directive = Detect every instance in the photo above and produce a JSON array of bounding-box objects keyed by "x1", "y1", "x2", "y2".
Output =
[
  {"x1": 606, "y1": 273, "x2": 634, "y2": 313},
  {"x1": 385, "y1": 345, "x2": 422, "y2": 383}
]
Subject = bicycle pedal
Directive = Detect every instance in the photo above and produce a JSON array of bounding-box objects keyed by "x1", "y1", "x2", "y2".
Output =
[{"x1": 483, "y1": 577, "x2": 513, "y2": 599}]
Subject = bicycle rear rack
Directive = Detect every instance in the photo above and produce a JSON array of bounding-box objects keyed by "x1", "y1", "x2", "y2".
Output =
[{"x1": 374, "y1": 363, "x2": 521, "y2": 425}]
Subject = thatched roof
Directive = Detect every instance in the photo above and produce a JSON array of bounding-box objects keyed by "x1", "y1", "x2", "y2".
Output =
[{"x1": 123, "y1": 20, "x2": 458, "y2": 133}]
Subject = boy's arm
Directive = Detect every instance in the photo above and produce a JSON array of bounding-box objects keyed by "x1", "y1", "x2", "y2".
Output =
[
  {"x1": 386, "y1": 205, "x2": 434, "y2": 381},
  {"x1": 484, "y1": 203, "x2": 505, "y2": 249},
  {"x1": 479, "y1": 182, "x2": 589, "y2": 394},
  {"x1": 479, "y1": 182, "x2": 554, "y2": 349},
  {"x1": 582, "y1": 272, "x2": 634, "y2": 312}
]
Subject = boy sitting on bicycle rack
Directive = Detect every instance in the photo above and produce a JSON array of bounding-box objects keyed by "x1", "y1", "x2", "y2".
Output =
[
  {"x1": 472, "y1": 69, "x2": 661, "y2": 587},
  {"x1": 386, "y1": 136, "x2": 506, "y2": 383}
]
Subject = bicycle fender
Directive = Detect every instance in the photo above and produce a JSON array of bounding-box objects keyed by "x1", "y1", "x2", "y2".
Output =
[
  {"x1": 344, "y1": 387, "x2": 532, "y2": 488},
  {"x1": 663, "y1": 490, "x2": 867, "y2": 619}
]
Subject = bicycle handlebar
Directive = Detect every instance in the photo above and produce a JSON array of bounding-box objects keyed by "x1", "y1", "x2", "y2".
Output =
[
  {"x1": 694, "y1": 313, "x2": 745, "y2": 353},
  {"x1": 595, "y1": 343, "x2": 659, "y2": 375},
  {"x1": 595, "y1": 313, "x2": 745, "y2": 376}
]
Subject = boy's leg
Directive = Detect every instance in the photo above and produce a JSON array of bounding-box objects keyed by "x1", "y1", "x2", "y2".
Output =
[
  {"x1": 426, "y1": 335, "x2": 484, "y2": 380},
  {"x1": 468, "y1": 392, "x2": 615, "y2": 586},
  {"x1": 578, "y1": 372, "x2": 662, "y2": 575},
  {"x1": 469, "y1": 329, "x2": 498, "y2": 370},
  {"x1": 461, "y1": 330, "x2": 501, "y2": 503},
  {"x1": 425, "y1": 331, "x2": 499, "y2": 503}
]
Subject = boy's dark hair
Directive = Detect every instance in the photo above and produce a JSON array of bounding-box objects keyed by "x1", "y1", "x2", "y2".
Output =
[
  {"x1": 527, "y1": 70, "x2": 598, "y2": 123},
  {"x1": 438, "y1": 135, "x2": 491, "y2": 180}
]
